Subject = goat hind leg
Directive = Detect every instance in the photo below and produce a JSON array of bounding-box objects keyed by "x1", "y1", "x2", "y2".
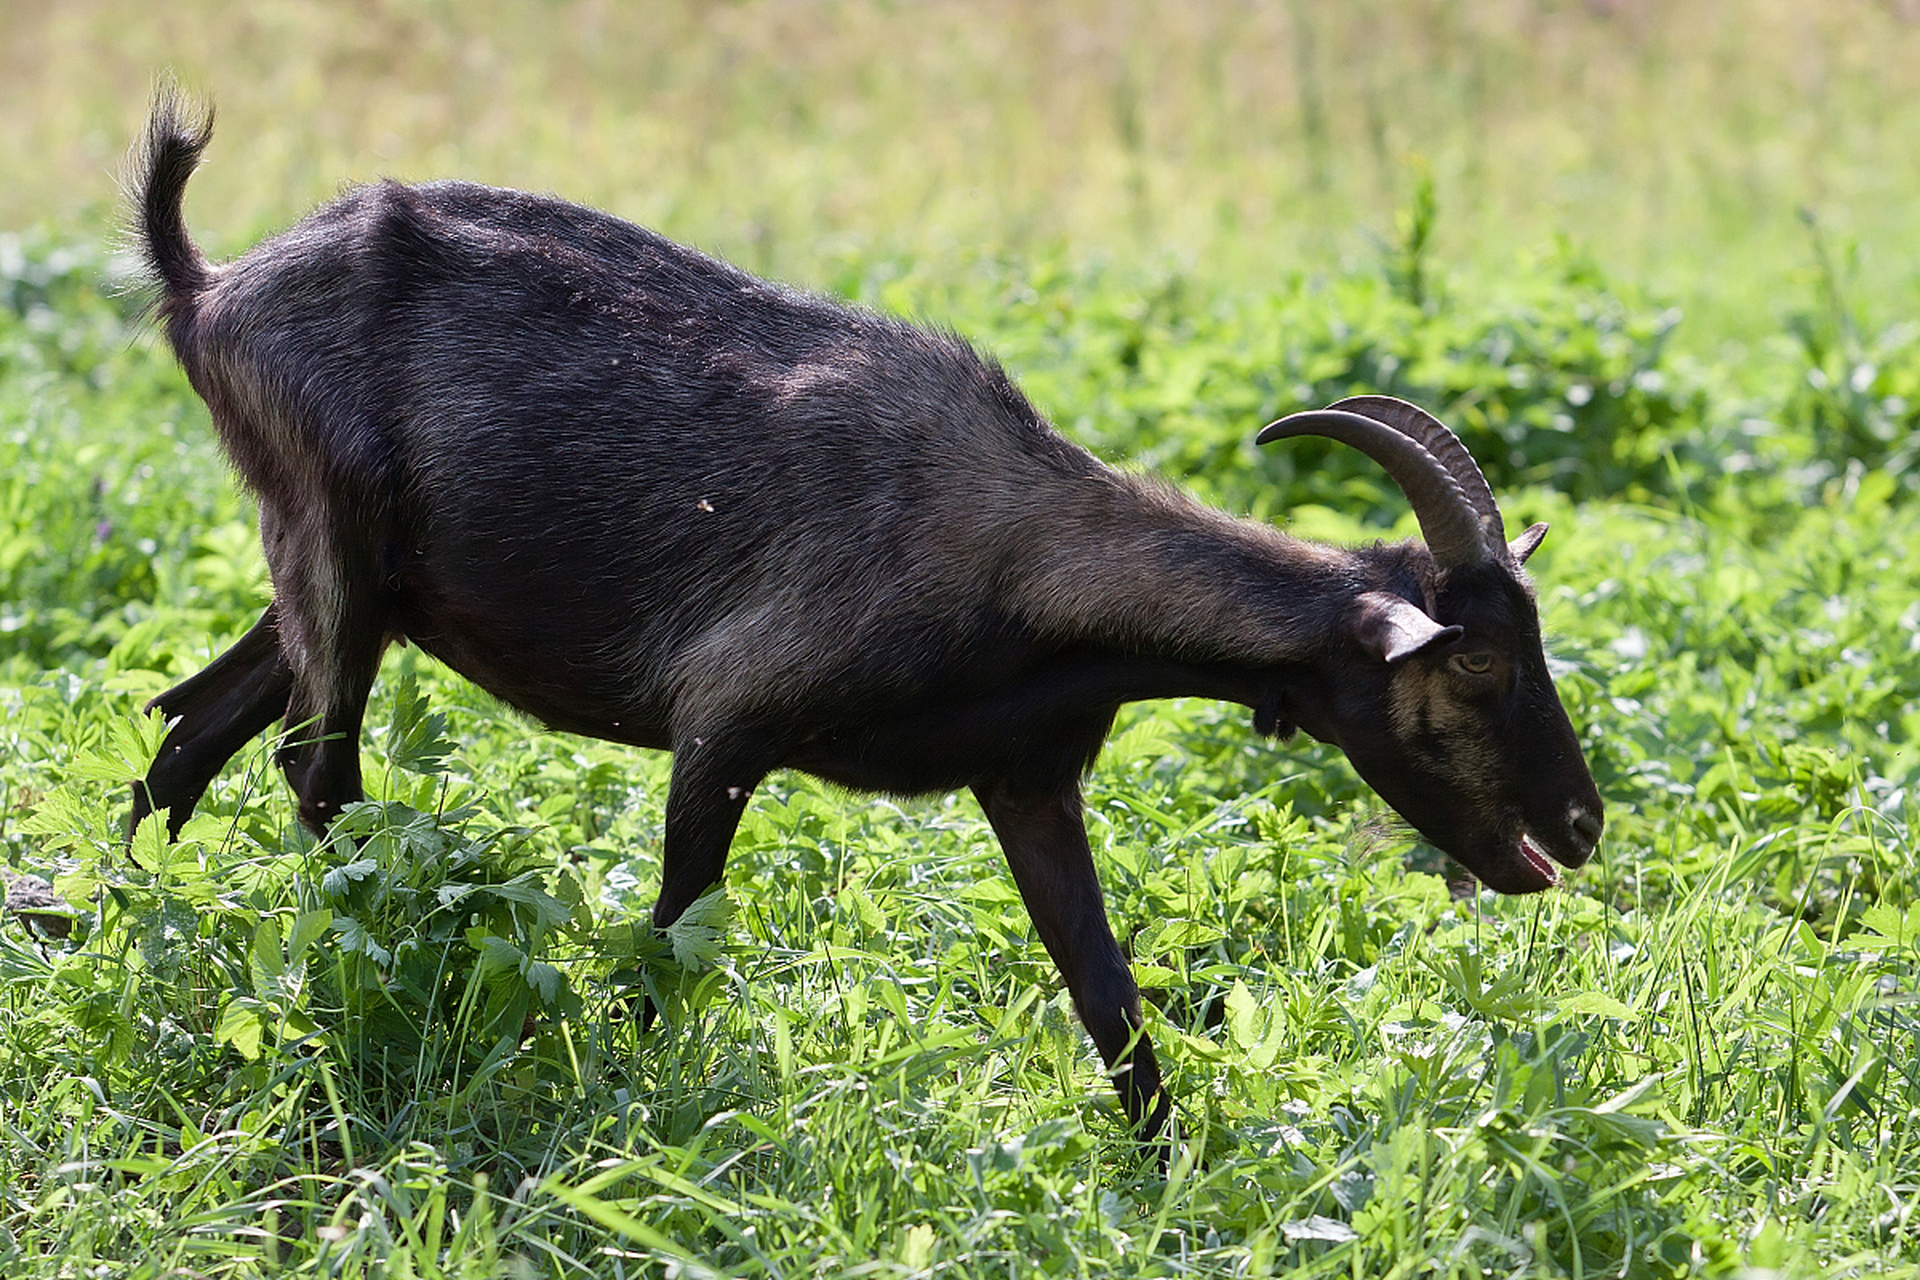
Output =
[
  {"x1": 132, "y1": 603, "x2": 295, "y2": 841},
  {"x1": 275, "y1": 638, "x2": 388, "y2": 837},
  {"x1": 269, "y1": 550, "x2": 394, "y2": 837}
]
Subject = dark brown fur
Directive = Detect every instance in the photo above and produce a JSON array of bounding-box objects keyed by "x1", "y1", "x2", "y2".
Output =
[{"x1": 125, "y1": 89, "x2": 1601, "y2": 1142}]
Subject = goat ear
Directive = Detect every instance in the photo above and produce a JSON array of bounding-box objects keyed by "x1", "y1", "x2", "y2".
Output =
[
  {"x1": 1351, "y1": 591, "x2": 1463, "y2": 665},
  {"x1": 1509, "y1": 522, "x2": 1549, "y2": 564}
]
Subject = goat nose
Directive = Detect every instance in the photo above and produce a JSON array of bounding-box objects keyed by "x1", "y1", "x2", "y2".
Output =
[{"x1": 1569, "y1": 806, "x2": 1603, "y2": 855}]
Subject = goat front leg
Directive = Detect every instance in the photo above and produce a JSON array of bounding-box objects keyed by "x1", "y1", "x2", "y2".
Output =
[
  {"x1": 653, "y1": 732, "x2": 771, "y2": 928},
  {"x1": 638, "y1": 730, "x2": 770, "y2": 1029},
  {"x1": 974, "y1": 776, "x2": 1171, "y2": 1142},
  {"x1": 132, "y1": 603, "x2": 295, "y2": 840}
]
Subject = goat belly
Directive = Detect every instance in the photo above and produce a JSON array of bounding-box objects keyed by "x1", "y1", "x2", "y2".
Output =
[
  {"x1": 385, "y1": 571, "x2": 671, "y2": 748},
  {"x1": 783, "y1": 664, "x2": 1128, "y2": 797}
]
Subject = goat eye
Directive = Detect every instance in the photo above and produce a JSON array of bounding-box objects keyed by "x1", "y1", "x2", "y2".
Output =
[{"x1": 1451, "y1": 652, "x2": 1495, "y2": 676}]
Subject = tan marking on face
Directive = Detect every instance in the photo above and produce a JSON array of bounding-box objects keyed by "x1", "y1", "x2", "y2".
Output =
[{"x1": 1386, "y1": 661, "x2": 1500, "y2": 794}]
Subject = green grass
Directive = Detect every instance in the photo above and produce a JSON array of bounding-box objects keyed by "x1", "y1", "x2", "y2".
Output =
[
  {"x1": 6, "y1": 219, "x2": 1920, "y2": 1277},
  {"x1": 8, "y1": 3, "x2": 1920, "y2": 1275}
]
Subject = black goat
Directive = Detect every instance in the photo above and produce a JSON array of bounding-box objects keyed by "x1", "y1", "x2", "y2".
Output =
[{"x1": 125, "y1": 92, "x2": 1602, "y2": 1139}]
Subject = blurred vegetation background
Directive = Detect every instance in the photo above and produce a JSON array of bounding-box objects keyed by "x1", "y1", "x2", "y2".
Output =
[{"x1": 6, "y1": 0, "x2": 1920, "y2": 345}]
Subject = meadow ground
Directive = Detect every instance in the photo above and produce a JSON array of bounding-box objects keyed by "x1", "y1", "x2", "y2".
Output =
[{"x1": 6, "y1": 3, "x2": 1920, "y2": 1276}]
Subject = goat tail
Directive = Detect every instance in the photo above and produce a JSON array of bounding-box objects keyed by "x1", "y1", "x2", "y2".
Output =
[{"x1": 128, "y1": 82, "x2": 216, "y2": 309}]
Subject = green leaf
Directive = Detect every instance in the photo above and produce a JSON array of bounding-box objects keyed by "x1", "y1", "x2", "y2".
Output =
[
  {"x1": 215, "y1": 996, "x2": 267, "y2": 1062},
  {"x1": 1849, "y1": 901, "x2": 1920, "y2": 950},
  {"x1": 1225, "y1": 979, "x2": 1259, "y2": 1047},
  {"x1": 286, "y1": 909, "x2": 332, "y2": 963},
  {"x1": 127, "y1": 808, "x2": 170, "y2": 870},
  {"x1": 667, "y1": 888, "x2": 734, "y2": 969},
  {"x1": 333, "y1": 915, "x2": 393, "y2": 966},
  {"x1": 19, "y1": 786, "x2": 97, "y2": 850},
  {"x1": 470, "y1": 931, "x2": 525, "y2": 974},
  {"x1": 1556, "y1": 991, "x2": 1637, "y2": 1021},
  {"x1": 384, "y1": 668, "x2": 453, "y2": 775},
  {"x1": 247, "y1": 916, "x2": 287, "y2": 1003},
  {"x1": 488, "y1": 874, "x2": 574, "y2": 931},
  {"x1": 320, "y1": 858, "x2": 380, "y2": 898},
  {"x1": 1130, "y1": 962, "x2": 1181, "y2": 990},
  {"x1": 1136, "y1": 918, "x2": 1227, "y2": 954},
  {"x1": 66, "y1": 709, "x2": 172, "y2": 785},
  {"x1": 837, "y1": 884, "x2": 885, "y2": 934},
  {"x1": 524, "y1": 958, "x2": 565, "y2": 1005}
]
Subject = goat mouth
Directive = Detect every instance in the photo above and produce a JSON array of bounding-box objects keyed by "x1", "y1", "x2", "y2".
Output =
[
  {"x1": 1515, "y1": 832, "x2": 1561, "y2": 888},
  {"x1": 1467, "y1": 831, "x2": 1561, "y2": 894}
]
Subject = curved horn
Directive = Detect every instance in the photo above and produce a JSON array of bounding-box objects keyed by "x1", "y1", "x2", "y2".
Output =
[
  {"x1": 1329, "y1": 395, "x2": 1505, "y2": 533},
  {"x1": 1256, "y1": 407, "x2": 1493, "y2": 569}
]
